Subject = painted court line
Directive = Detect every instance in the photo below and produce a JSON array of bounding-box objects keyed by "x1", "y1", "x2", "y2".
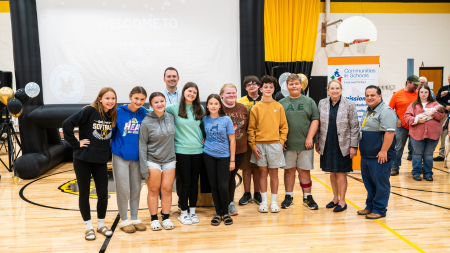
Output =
[{"x1": 310, "y1": 174, "x2": 426, "y2": 253}]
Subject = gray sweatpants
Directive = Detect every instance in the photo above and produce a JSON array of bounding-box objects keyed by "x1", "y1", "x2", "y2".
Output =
[{"x1": 112, "y1": 154, "x2": 142, "y2": 221}]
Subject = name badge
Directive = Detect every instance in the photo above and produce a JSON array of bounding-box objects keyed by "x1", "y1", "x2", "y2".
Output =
[{"x1": 359, "y1": 131, "x2": 363, "y2": 140}]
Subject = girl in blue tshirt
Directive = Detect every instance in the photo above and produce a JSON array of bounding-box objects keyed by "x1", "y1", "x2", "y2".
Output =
[
  {"x1": 111, "y1": 86, "x2": 148, "y2": 233},
  {"x1": 202, "y1": 94, "x2": 236, "y2": 226}
]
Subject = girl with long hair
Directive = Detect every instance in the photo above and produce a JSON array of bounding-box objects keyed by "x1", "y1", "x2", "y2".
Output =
[
  {"x1": 203, "y1": 94, "x2": 236, "y2": 226},
  {"x1": 139, "y1": 92, "x2": 176, "y2": 231},
  {"x1": 165, "y1": 82, "x2": 204, "y2": 225},
  {"x1": 111, "y1": 86, "x2": 148, "y2": 233},
  {"x1": 63, "y1": 87, "x2": 117, "y2": 241}
]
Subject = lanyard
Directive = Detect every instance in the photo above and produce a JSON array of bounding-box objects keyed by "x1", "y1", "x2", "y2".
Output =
[{"x1": 362, "y1": 111, "x2": 375, "y2": 127}]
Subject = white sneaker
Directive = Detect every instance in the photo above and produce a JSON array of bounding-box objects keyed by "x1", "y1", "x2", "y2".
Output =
[
  {"x1": 177, "y1": 214, "x2": 192, "y2": 225},
  {"x1": 190, "y1": 213, "x2": 200, "y2": 223}
]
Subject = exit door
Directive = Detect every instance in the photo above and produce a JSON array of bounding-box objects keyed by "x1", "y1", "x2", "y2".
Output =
[{"x1": 419, "y1": 67, "x2": 444, "y2": 96}]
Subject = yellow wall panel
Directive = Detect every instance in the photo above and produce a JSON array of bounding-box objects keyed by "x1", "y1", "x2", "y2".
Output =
[
  {"x1": 0, "y1": 1, "x2": 10, "y2": 13},
  {"x1": 319, "y1": 2, "x2": 450, "y2": 14}
]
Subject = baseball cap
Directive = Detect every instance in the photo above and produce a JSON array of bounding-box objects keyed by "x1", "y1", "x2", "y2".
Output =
[{"x1": 407, "y1": 75, "x2": 421, "y2": 85}]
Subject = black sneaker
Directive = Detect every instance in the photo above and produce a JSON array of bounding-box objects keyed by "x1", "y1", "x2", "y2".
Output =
[
  {"x1": 425, "y1": 176, "x2": 433, "y2": 181},
  {"x1": 253, "y1": 192, "x2": 262, "y2": 204},
  {"x1": 239, "y1": 192, "x2": 252, "y2": 205},
  {"x1": 413, "y1": 175, "x2": 422, "y2": 181},
  {"x1": 281, "y1": 195, "x2": 294, "y2": 209},
  {"x1": 303, "y1": 195, "x2": 319, "y2": 210},
  {"x1": 390, "y1": 169, "x2": 399, "y2": 176},
  {"x1": 433, "y1": 156, "x2": 444, "y2": 161}
]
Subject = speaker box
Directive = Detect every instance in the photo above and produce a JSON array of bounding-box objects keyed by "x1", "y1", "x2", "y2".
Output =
[
  {"x1": 271, "y1": 66, "x2": 289, "y2": 97},
  {"x1": 0, "y1": 70, "x2": 13, "y2": 88},
  {"x1": 308, "y1": 76, "x2": 328, "y2": 106}
]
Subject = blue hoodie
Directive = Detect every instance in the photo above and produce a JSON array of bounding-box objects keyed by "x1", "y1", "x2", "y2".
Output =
[{"x1": 111, "y1": 105, "x2": 148, "y2": 161}]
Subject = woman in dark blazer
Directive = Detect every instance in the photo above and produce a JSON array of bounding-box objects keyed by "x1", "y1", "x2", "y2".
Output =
[{"x1": 315, "y1": 80, "x2": 359, "y2": 212}]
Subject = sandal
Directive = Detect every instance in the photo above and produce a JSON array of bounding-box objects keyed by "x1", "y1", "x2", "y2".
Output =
[
  {"x1": 150, "y1": 220, "x2": 162, "y2": 231},
  {"x1": 85, "y1": 229, "x2": 96, "y2": 241},
  {"x1": 270, "y1": 203, "x2": 280, "y2": 213},
  {"x1": 211, "y1": 215, "x2": 222, "y2": 226},
  {"x1": 97, "y1": 226, "x2": 112, "y2": 237},
  {"x1": 161, "y1": 219, "x2": 175, "y2": 230},
  {"x1": 223, "y1": 214, "x2": 233, "y2": 225},
  {"x1": 259, "y1": 203, "x2": 268, "y2": 213}
]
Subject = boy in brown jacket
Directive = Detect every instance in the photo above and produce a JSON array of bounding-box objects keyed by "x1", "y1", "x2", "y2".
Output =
[{"x1": 248, "y1": 75, "x2": 289, "y2": 213}]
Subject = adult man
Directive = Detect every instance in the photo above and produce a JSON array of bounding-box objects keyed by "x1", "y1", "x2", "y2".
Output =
[
  {"x1": 237, "y1": 76, "x2": 262, "y2": 205},
  {"x1": 161, "y1": 67, "x2": 182, "y2": 105},
  {"x1": 419, "y1": 76, "x2": 435, "y2": 99},
  {"x1": 279, "y1": 74, "x2": 319, "y2": 210},
  {"x1": 434, "y1": 74, "x2": 450, "y2": 161},
  {"x1": 358, "y1": 85, "x2": 397, "y2": 219},
  {"x1": 388, "y1": 75, "x2": 419, "y2": 176}
]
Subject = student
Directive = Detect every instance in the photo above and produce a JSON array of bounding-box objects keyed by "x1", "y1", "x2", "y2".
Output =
[
  {"x1": 203, "y1": 94, "x2": 236, "y2": 225},
  {"x1": 139, "y1": 92, "x2": 176, "y2": 230},
  {"x1": 165, "y1": 82, "x2": 204, "y2": 225},
  {"x1": 63, "y1": 87, "x2": 117, "y2": 241},
  {"x1": 248, "y1": 75, "x2": 289, "y2": 213},
  {"x1": 236, "y1": 76, "x2": 262, "y2": 206},
  {"x1": 279, "y1": 74, "x2": 319, "y2": 210},
  {"x1": 220, "y1": 83, "x2": 249, "y2": 216},
  {"x1": 111, "y1": 86, "x2": 148, "y2": 233}
]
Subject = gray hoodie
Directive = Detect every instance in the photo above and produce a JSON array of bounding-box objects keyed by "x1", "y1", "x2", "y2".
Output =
[{"x1": 139, "y1": 111, "x2": 176, "y2": 178}]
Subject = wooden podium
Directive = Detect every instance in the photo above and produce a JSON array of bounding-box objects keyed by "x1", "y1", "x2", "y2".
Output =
[{"x1": 196, "y1": 179, "x2": 214, "y2": 207}]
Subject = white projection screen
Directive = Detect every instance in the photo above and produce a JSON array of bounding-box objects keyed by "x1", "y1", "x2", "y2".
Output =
[{"x1": 36, "y1": 0, "x2": 240, "y2": 104}]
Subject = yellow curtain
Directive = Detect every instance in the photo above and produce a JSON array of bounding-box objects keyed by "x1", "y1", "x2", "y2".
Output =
[{"x1": 264, "y1": 0, "x2": 320, "y2": 62}]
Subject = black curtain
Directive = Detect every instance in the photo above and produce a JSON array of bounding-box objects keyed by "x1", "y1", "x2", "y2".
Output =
[
  {"x1": 265, "y1": 61, "x2": 314, "y2": 80},
  {"x1": 239, "y1": 0, "x2": 265, "y2": 97}
]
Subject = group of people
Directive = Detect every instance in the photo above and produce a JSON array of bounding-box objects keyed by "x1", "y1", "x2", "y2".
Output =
[
  {"x1": 388, "y1": 74, "x2": 450, "y2": 181},
  {"x1": 62, "y1": 65, "x2": 449, "y2": 241}
]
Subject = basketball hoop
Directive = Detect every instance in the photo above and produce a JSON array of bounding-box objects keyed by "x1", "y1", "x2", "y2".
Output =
[{"x1": 353, "y1": 39, "x2": 370, "y2": 54}]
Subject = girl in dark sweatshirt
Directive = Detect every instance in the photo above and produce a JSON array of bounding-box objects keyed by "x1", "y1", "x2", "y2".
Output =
[{"x1": 63, "y1": 87, "x2": 117, "y2": 241}]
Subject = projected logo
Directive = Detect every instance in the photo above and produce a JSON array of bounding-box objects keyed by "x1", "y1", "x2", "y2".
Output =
[{"x1": 49, "y1": 65, "x2": 84, "y2": 103}]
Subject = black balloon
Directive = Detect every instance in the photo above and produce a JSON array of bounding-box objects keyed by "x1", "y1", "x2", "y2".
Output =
[
  {"x1": 7, "y1": 98, "x2": 23, "y2": 117},
  {"x1": 15, "y1": 88, "x2": 30, "y2": 104}
]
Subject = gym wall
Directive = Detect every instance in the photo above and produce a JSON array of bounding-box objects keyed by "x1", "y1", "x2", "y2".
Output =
[{"x1": 312, "y1": 1, "x2": 450, "y2": 103}]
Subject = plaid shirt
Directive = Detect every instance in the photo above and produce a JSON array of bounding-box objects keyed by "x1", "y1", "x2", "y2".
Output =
[{"x1": 316, "y1": 97, "x2": 360, "y2": 156}]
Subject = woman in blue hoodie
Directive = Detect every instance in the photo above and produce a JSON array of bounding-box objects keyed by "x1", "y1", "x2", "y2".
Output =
[{"x1": 111, "y1": 86, "x2": 148, "y2": 233}]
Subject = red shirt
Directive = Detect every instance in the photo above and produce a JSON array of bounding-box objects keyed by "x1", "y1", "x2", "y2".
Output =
[
  {"x1": 389, "y1": 89, "x2": 418, "y2": 129},
  {"x1": 404, "y1": 101, "x2": 445, "y2": 141}
]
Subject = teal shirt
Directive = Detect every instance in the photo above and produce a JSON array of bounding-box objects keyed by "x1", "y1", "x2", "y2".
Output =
[{"x1": 165, "y1": 103, "x2": 204, "y2": 154}]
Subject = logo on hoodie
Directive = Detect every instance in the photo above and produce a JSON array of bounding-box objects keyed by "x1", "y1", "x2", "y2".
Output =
[
  {"x1": 123, "y1": 118, "x2": 141, "y2": 136},
  {"x1": 92, "y1": 120, "x2": 113, "y2": 140}
]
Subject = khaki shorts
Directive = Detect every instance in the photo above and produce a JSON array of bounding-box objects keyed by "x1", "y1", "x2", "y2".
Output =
[
  {"x1": 250, "y1": 143, "x2": 286, "y2": 168},
  {"x1": 239, "y1": 145, "x2": 259, "y2": 170},
  {"x1": 281, "y1": 149, "x2": 314, "y2": 170}
]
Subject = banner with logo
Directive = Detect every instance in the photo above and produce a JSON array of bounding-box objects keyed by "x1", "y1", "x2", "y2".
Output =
[{"x1": 328, "y1": 56, "x2": 380, "y2": 119}]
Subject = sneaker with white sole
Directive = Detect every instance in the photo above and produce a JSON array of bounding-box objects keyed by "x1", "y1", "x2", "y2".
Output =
[
  {"x1": 228, "y1": 202, "x2": 239, "y2": 216},
  {"x1": 303, "y1": 195, "x2": 319, "y2": 210},
  {"x1": 190, "y1": 213, "x2": 200, "y2": 223},
  {"x1": 177, "y1": 214, "x2": 192, "y2": 225}
]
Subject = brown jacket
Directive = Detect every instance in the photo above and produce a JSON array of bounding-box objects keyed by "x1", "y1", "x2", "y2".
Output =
[{"x1": 316, "y1": 97, "x2": 360, "y2": 156}]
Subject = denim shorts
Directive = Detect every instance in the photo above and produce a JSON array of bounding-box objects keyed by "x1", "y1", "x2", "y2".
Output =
[{"x1": 147, "y1": 161, "x2": 176, "y2": 171}]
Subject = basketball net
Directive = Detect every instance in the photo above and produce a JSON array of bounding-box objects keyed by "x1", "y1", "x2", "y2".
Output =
[{"x1": 353, "y1": 39, "x2": 370, "y2": 54}]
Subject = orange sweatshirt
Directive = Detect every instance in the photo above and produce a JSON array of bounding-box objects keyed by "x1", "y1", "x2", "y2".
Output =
[{"x1": 247, "y1": 100, "x2": 289, "y2": 151}]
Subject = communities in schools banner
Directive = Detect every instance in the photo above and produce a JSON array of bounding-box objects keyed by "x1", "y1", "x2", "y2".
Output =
[{"x1": 327, "y1": 56, "x2": 380, "y2": 119}]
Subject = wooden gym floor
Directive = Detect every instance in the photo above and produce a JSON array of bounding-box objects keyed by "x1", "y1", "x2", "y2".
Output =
[{"x1": 1, "y1": 144, "x2": 449, "y2": 253}]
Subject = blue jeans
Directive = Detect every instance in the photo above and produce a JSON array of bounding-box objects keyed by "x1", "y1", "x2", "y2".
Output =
[
  {"x1": 392, "y1": 127, "x2": 412, "y2": 170},
  {"x1": 361, "y1": 158, "x2": 392, "y2": 216},
  {"x1": 410, "y1": 137, "x2": 439, "y2": 178}
]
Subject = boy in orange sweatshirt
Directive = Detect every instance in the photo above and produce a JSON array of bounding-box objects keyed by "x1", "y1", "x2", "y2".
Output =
[{"x1": 247, "y1": 75, "x2": 289, "y2": 213}]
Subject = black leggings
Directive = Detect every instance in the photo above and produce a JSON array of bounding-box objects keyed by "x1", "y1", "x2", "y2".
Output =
[
  {"x1": 203, "y1": 153, "x2": 230, "y2": 215},
  {"x1": 228, "y1": 152, "x2": 246, "y2": 203},
  {"x1": 73, "y1": 158, "x2": 109, "y2": 221},
  {"x1": 176, "y1": 153, "x2": 202, "y2": 211}
]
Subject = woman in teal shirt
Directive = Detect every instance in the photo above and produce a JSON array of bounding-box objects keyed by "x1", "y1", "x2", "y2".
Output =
[{"x1": 165, "y1": 82, "x2": 204, "y2": 225}]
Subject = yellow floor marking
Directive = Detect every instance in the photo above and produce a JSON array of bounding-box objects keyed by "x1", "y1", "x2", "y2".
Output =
[{"x1": 311, "y1": 174, "x2": 426, "y2": 253}]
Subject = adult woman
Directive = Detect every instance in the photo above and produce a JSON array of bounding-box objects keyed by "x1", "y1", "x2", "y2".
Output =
[
  {"x1": 165, "y1": 82, "x2": 204, "y2": 225},
  {"x1": 139, "y1": 92, "x2": 176, "y2": 230},
  {"x1": 220, "y1": 83, "x2": 249, "y2": 216},
  {"x1": 63, "y1": 87, "x2": 117, "y2": 240},
  {"x1": 111, "y1": 86, "x2": 148, "y2": 233},
  {"x1": 315, "y1": 80, "x2": 359, "y2": 212},
  {"x1": 405, "y1": 85, "x2": 444, "y2": 181},
  {"x1": 203, "y1": 94, "x2": 236, "y2": 225}
]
